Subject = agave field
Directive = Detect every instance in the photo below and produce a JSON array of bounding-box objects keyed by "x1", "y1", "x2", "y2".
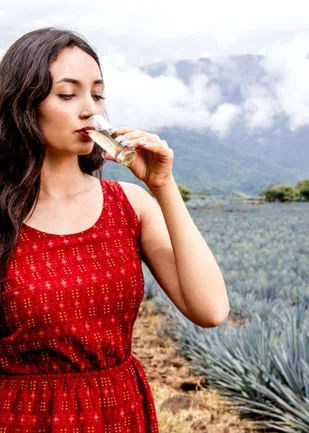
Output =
[{"x1": 143, "y1": 197, "x2": 309, "y2": 432}]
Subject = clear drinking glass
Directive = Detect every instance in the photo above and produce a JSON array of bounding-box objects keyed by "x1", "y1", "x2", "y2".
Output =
[{"x1": 86, "y1": 115, "x2": 137, "y2": 166}]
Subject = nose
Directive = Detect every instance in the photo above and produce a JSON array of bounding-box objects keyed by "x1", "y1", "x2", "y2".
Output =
[
  {"x1": 79, "y1": 96, "x2": 102, "y2": 119},
  {"x1": 79, "y1": 110, "x2": 98, "y2": 120}
]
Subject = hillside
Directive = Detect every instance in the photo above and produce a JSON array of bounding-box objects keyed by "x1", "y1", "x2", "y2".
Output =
[{"x1": 102, "y1": 55, "x2": 309, "y2": 195}]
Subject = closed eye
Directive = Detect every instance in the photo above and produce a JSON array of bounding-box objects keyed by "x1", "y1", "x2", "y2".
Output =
[
  {"x1": 93, "y1": 95, "x2": 106, "y2": 101},
  {"x1": 57, "y1": 94, "x2": 75, "y2": 100},
  {"x1": 57, "y1": 94, "x2": 106, "y2": 101}
]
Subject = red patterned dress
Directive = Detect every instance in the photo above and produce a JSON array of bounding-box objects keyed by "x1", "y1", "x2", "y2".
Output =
[{"x1": 0, "y1": 179, "x2": 159, "y2": 432}]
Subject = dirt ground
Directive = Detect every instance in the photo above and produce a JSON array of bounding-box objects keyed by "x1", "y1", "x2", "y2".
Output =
[{"x1": 132, "y1": 299, "x2": 270, "y2": 433}]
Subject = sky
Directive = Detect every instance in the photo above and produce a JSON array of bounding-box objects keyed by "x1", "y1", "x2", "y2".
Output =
[{"x1": 1, "y1": 0, "x2": 309, "y2": 136}]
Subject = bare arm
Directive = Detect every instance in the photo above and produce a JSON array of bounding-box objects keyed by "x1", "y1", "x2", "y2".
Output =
[
  {"x1": 134, "y1": 178, "x2": 230, "y2": 328},
  {"x1": 112, "y1": 126, "x2": 230, "y2": 328}
]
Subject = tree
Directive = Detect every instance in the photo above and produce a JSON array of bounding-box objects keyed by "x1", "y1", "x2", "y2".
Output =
[
  {"x1": 262, "y1": 184, "x2": 301, "y2": 202},
  {"x1": 177, "y1": 184, "x2": 192, "y2": 202},
  {"x1": 295, "y1": 179, "x2": 309, "y2": 201}
]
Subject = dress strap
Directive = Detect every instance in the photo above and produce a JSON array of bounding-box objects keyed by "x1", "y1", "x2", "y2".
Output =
[{"x1": 102, "y1": 179, "x2": 141, "y2": 238}]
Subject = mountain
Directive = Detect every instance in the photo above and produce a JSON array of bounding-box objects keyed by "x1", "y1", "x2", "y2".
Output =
[{"x1": 103, "y1": 55, "x2": 309, "y2": 196}]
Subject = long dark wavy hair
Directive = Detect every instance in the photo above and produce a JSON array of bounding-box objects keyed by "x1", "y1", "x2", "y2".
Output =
[{"x1": 0, "y1": 27, "x2": 107, "y2": 285}]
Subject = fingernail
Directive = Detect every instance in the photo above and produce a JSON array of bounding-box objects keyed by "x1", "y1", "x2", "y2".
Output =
[
  {"x1": 121, "y1": 140, "x2": 131, "y2": 147},
  {"x1": 115, "y1": 135, "x2": 126, "y2": 143}
]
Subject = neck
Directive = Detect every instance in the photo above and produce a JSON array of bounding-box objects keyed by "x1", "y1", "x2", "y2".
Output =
[{"x1": 39, "y1": 156, "x2": 91, "y2": 200}]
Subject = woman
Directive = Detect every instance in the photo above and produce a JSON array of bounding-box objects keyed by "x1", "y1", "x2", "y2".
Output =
[{"x1": 0, "y1": 27, "x2": 230, "y2": 432}]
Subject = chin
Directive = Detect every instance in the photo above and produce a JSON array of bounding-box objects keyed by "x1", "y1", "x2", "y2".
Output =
[
  {"x1": 78, "y1": 146, "x2": 95, "y2": 154},
  {"x1": 78, "y1": 150, "x2": 93, "y2": 156}
]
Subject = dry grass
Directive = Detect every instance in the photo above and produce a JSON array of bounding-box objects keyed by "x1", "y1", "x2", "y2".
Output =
[
  {"x1": 132, "y1": 300, "x2": 270, "y2": 433},
  {"x1": 150, "y1": 380, "x2": 267, "y2": 433}
]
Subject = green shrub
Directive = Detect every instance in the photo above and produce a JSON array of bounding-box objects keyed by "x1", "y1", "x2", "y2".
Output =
[
  {"x1": 177, "y1": 184, "x2": 191, "y2": 202},
  {"x1": 147, "y1": 183, "x2": 192, "y2": 202},
  {"x1": 262, "y1": 184, "x2": 301, "y2": 202},
  {"x1": 295, "y1": 179, "x2": 309, "y2": 200},
  {"x1": 154, "y1": 292, "x2": 309, "y2": 433},
  {"x1": 148, "y1": 199, "x2": 309, "y2": 432}
]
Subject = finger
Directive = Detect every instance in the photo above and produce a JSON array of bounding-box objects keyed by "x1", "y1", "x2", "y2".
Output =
[
  {"x1": 126, "y1": 139, "x2": 169, "y2": 149},
  {"x1": 149, "y1": 133, "x2": 161, "y2": 141},
  {"x1": 124, "y1": 137, "x2": 149, "y2": 147},
  {"x1": 119, "y1": 131, "x2": 151, "y2": 141},
  {"x1": 121, "y1": 132, "x2": 163, "y2": 143},
  {"x1": 129, "y1": 141, "x2": 173, "y2": 156},
  {"x1": 112, "y1": 127, "x2": 136, "y2": 136},
  {"x1": 103, "y1": 152, "x2": 118, "y2": 162}
]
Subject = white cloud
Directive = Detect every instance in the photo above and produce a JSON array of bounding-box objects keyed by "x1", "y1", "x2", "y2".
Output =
[
  {"x1": 103, "y1": 29, "x2": 309, "y2": 136},
  {"x1": 2, "y1": 0, "x2": 309, "y2": 65},
  {"x1": 209, "y1": 104, "x2": 241, "y2": 137},
  {"x1": 187, "y1": 75, "x2": 222, "y2": 110},
  {"x1": 262, "y1": 32, "x2": 309, "y2": 130},
  {"x1": 242, "y1": 85, "x2": 280, "y2": 131},
  {"x1": 1, "y1": 1, "x2": 309, "y2": 137},
  {"x1": 102, "y1": 60, "x2": 238, "y2": 136},
  {"x1": 233, "y1": 31, "x2": 309, "y2": 132}
]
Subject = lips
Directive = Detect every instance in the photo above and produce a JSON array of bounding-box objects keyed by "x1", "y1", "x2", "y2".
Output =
[{"x1": 76, "y1": 126, "x2": 96, "y2": 134}]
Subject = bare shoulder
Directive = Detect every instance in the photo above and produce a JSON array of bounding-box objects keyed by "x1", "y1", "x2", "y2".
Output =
[{"x1": 118, "y1": 181, "x2": 155, "y2": 221}]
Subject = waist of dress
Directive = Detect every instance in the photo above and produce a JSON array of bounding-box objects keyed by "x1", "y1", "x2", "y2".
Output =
[{"x1": 0, "y1": 353, "x2": 137, "y2": 382}]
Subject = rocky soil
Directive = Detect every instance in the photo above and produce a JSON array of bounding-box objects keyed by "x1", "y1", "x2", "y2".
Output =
[{"x1": 132, "y1": 299, "x2": 270, "y2": 433}]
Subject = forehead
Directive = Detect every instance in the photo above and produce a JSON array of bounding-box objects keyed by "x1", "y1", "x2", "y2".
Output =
[{"x1": 50, "y1": 46, "x2": 102, "y2": 83}]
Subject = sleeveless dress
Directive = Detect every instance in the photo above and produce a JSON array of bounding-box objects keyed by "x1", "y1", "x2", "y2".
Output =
[{"x1": 0, "y1": 179, "x2": 159, "y2": 432}]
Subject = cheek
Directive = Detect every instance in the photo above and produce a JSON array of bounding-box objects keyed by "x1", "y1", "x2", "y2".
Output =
[
  {"x1": 38, "y1": 100, "x2": 52, "y2": 131},
  {"x1": 38, "y1": 101, "x2": 70, "y2": 145},
  {"x1": 38, "y1": 99, "x2": 70, "y2": 132},
  {"x1": 38, "y1": 112, "x2": 66, "y2": 148}
]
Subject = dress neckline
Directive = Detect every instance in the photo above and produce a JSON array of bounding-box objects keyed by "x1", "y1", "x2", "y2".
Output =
[{"x1": 21, "y1": 178, "x2": 105, "y2": 238}]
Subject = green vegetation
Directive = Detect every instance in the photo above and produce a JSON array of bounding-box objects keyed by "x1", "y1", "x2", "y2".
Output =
[
  {"x1": 101, "y1": 130, "x2": 305, "y2": 196},
  {"x1": 146, "y1": 183, "x2": 192, "y2": 202},
  {"x1": 144, "y1": 199, "x2": 309, "y2": 432},
  {"x1": 177, "y1": 185, "x2": 192, "y2": 202},
  {"x1": 260, "y1": 179, "x2": 309, "y2": 202},
  {"x1": 295, "y1": 179, "x2": 309, "y2": 200}
]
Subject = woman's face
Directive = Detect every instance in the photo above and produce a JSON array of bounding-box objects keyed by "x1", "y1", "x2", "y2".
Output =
[{"x1": 37, "y1": 46, "x2": 105, "y2": 156}]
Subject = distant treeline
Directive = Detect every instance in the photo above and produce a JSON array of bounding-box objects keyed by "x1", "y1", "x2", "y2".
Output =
[
  {"x1": 148, "y1": 180, "x2": 309, "y2": 203},
  {"x1": 259, "y1": 179, "x2": 309, "y2": 202}
]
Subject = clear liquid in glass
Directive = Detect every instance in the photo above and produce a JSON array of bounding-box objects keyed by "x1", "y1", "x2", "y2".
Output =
[{"x1": 87, "y1": 115, "x2": 136, "y2": 167}]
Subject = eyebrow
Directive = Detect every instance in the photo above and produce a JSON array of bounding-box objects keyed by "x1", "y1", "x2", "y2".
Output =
[{"x1": 56, "y1": 78, "x2": 104, "y2": 86}]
